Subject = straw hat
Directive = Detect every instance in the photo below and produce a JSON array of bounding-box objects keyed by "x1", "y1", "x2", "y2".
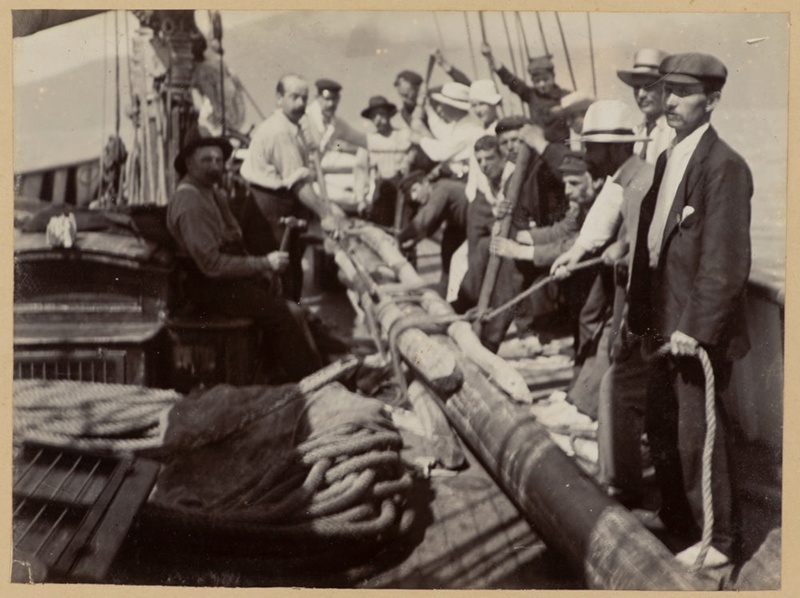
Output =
[
  {"x1": 430, "y1": 82, "x2": 471, "y2": 112},
  {"x1": 469, "y1": 80, "x2": 502, "y2": 106},
  {"x1": 576, "y1": 100, "x2": 650, "y2": 143},
  {"x1": 617, "y1": 48, "x2": 668, "y2": 87}
]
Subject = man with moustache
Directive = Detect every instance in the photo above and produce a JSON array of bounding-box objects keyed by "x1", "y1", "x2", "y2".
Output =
[
  {"x1": 616, "y1": 48, "x2": 675, "y2": 164},
  {"x1": 167, "y1": 134, "x2": 322, "y2": 382},
  {"x1": 239, "y1": 74, "x2": 346, "y2": 302},
  {"x1": 628, "y1": 54, "x2": 752, "y2": 567}
]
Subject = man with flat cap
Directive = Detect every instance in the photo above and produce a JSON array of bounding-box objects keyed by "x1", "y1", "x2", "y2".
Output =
[
  {"x1": 302, "y1": 78, "x2": 367, "y2": 205},
  {"x1": 481, "y1": 43, "x2": 572, "y2": 143},
  {"x1": 628, "y1": 53, "x2": 753, "y2": 567},
  {"x1": 239, "y1": 73, "x2": 346, "y2": 302},
  {"x1": 616, "y1": 48, "x2": 675, "y2": 164},
  {"x1": 167, "y1": 132, "x2": 322, "y2": 382}
]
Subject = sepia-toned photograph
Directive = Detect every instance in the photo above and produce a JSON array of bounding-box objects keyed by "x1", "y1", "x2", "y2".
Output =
[{"x1": 8, "y1": 7, "x2": 787, "y2": 592}]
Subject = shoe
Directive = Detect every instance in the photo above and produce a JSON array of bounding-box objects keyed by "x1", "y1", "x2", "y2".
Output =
[
  {"x1": 675, "y1": 542, "x2": 730, "y2": 568},
  {"x1": 631, "y1": 509, "x2": 667, "y2": 532}
]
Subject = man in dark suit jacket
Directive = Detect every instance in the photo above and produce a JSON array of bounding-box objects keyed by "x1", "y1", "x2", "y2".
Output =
[{"x1": 628, "y1": 53, "x2": 753, "y2": 567}]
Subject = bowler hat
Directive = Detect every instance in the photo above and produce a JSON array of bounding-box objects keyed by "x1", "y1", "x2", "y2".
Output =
[
  {"x1": 430, "y1": 82, "x2": 471, "y2": 112},
  {"x1": 360, "y1": 95, "x2": 398, "y2": 119},
  {"x1": 558, "y1": 151, "x2": 589, "y2": 175},
  {"x1": 495, "y1": 115, "x2": 531, "y2": 135},
  {"x1": 469, "y1": 80, "x2": 502, "y2": 106},
  {"x1": 174, "y1": 129, "x2": 233, "y2": 176},
  {"x1": 659, "y1": 53, "x2": 727, "y2": 89},
  {"x1": 576, "y1": 100, "x2": 650, "y2": 143},
  {"x1": 617, "y1": 48, "x2": 668, "y2": 87},
  {"x1": 315, "y1": 78, "x2": 342, "y2": 95},
  {"x1": 528, "y1": 55, "x2": 555, "y2": 74}
]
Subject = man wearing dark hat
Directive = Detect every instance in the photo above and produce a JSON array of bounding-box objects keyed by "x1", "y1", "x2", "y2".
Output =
[
  {"x1": 167, "y1": 134, "x2": 322, "y2": 382},
  {"x1": 481, "y1": 42, "x2": 571, "y2": 143},
  {"x1": 628, "y1": 53, "x2": 752, "y2": 567},
  {"x1": 239, "y1": 73, "x2": 346, "y2": 302},
  {"x1": 616, "y1": 48, "x2": 674, "y2": 164},
  {"x1": 302, "y1": 78, "x2": 367, "y2": 205},
  {"x1": 396, "y1": 170, "x2": 468, "y2": 296},
  {"x1": 354, "y1": 95, "x2": 413, "y2": 226}
]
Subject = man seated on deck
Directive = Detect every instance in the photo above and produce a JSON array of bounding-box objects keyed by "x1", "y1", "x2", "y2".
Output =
[
  {"x1": 481, "y1": 43, "x2": 572, "y2": 144},
  {"x1": 396, "y1": 170, "x2": 468, "y2": 297},
  {"x1": 238, "y1": 73, "x2": 347, "y2": 302},
  {"x1": 166, "y1": 133, "x2": 322, "y2": 383}
]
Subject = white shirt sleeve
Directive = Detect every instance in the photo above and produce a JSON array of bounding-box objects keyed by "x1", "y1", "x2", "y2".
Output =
[{"x1": 574, "y1": 177, "x2": 624, "y2": 253}]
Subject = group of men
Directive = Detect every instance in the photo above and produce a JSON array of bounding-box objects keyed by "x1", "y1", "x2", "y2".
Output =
[{"x1": 166, "y1": 41, "x2": 753, "y2": 569}]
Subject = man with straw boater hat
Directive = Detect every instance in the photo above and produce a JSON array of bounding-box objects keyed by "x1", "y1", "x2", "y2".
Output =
[
  {"x1": 415, "y1": 81, "x2": 484, "y2": 180},
  {"x1": 628, "y1": 52, "x2": 752, "y2": 568},
  {"x1": 616, "y1": 48, "x2": 675, "y2": 164}
]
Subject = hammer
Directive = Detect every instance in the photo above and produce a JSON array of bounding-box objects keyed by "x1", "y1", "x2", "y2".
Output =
[{"x1": 279, "y1": 216, "x2": 308, "y2": 252}]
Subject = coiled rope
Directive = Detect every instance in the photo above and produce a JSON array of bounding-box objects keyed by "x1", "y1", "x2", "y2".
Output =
[{"x1": 654, "y1": 343, "x2": 717, "y2": 572}]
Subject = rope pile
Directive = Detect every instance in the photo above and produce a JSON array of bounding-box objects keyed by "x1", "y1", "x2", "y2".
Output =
[
  {"x1": 145, "y1": 382, "x2": 416, "y2": 555},
  {"x1": 13, "y1": 380, "x2": 180, "y2": 452}
]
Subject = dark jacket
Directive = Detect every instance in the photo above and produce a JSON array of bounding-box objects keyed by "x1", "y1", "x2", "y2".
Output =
[
  {"x1": 495, "y1": 66, "x2": 571, "y2": 143},
  {"x1": 628, "y1": 126, "x2": 752, "y2": 360}
]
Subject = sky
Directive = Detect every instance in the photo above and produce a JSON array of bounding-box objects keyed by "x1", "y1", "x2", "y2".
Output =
[{"x1": 12, "y1": 10, "x2": 789, "y2": 277}]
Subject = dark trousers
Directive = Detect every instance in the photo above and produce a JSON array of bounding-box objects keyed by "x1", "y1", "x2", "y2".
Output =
[
  {"x1": 239, "y1": 186, "x2": 310, "y2": 302},
  {"x1": 186, "y1": 273, "x2": 321, "y2": 382},
  {"x1": 645, "y1": 351, "x2": 737, "y2": 558},
  {"x1": 597, "y1": 334, "x2": 649, "y2": 498}
]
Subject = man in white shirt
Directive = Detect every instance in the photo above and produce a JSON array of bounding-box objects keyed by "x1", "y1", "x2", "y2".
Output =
[
  {"x1": 301, "y1": 78, "x2": 367, "y2": 205},
  {"x1": 628, "y1": 53, "x2": 752, "y2": 567},
  {"x1": 239, "y1": 74, "x2": 345, "y2": 301},
  {"x1": 616, "y1": 48, "x2": 675, "y2": 164}
]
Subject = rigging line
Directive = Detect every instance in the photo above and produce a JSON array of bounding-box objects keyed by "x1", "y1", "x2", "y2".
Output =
[
  {"x1": 114, "y1": 10, "x2": 121, "y2": 137},
  {"x1": 586, "y1": 12, "x2": 598, "y2": 97},
  {"x1": 433, "y1": 12, "x2": 445, "y2": 50},
  {"x1": 463, "y1": 12, "x2": 479, "y2": 80},
  {"x1": 476, "y1": 12, "x2": 504, "y2": 117},
  {"x1": 100, "y1": 12, "x2": 108, "y2": 202},
  {"x1": 500, "y1": 12, "x2": 525, "y2": 116},
  {"x1": 554, "y1": 12, "x2": 577, "y2": 91},
  {"x1": 535, "y1": 12, "x2": 549, "y2": 56},
  {"x1": 514, "y1": 13, "x2": 527, "y2": 75},
  {"x1": 516, "y1": 12, "x2": 532, "y2": 64}
]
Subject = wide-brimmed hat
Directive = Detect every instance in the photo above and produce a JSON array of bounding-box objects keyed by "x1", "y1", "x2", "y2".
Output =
[
  {"x1": 658, "y1": 53, "x2": 727, "y2": 90},
  {"x1": 556, "y1": 91, "x2": 595, "y2": 117},
  {"x1": 430, "y1": 82, "x2": 471, "y2": 112},
  {"x1": 576, "y1": 100, "x2": 650, "y2": 143},
  {"x1": 617, "y1": 48, "x2": 668, "y2": 87},
  {"x1": 174, "y1": 129, "x2": 233, "y2": 176},
  {"x1": 360, "y1": 95, "x2": 398, "y2": 119},
  {"x1": 469, "y1": 80, "x2": 502, "y2": 105}
]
